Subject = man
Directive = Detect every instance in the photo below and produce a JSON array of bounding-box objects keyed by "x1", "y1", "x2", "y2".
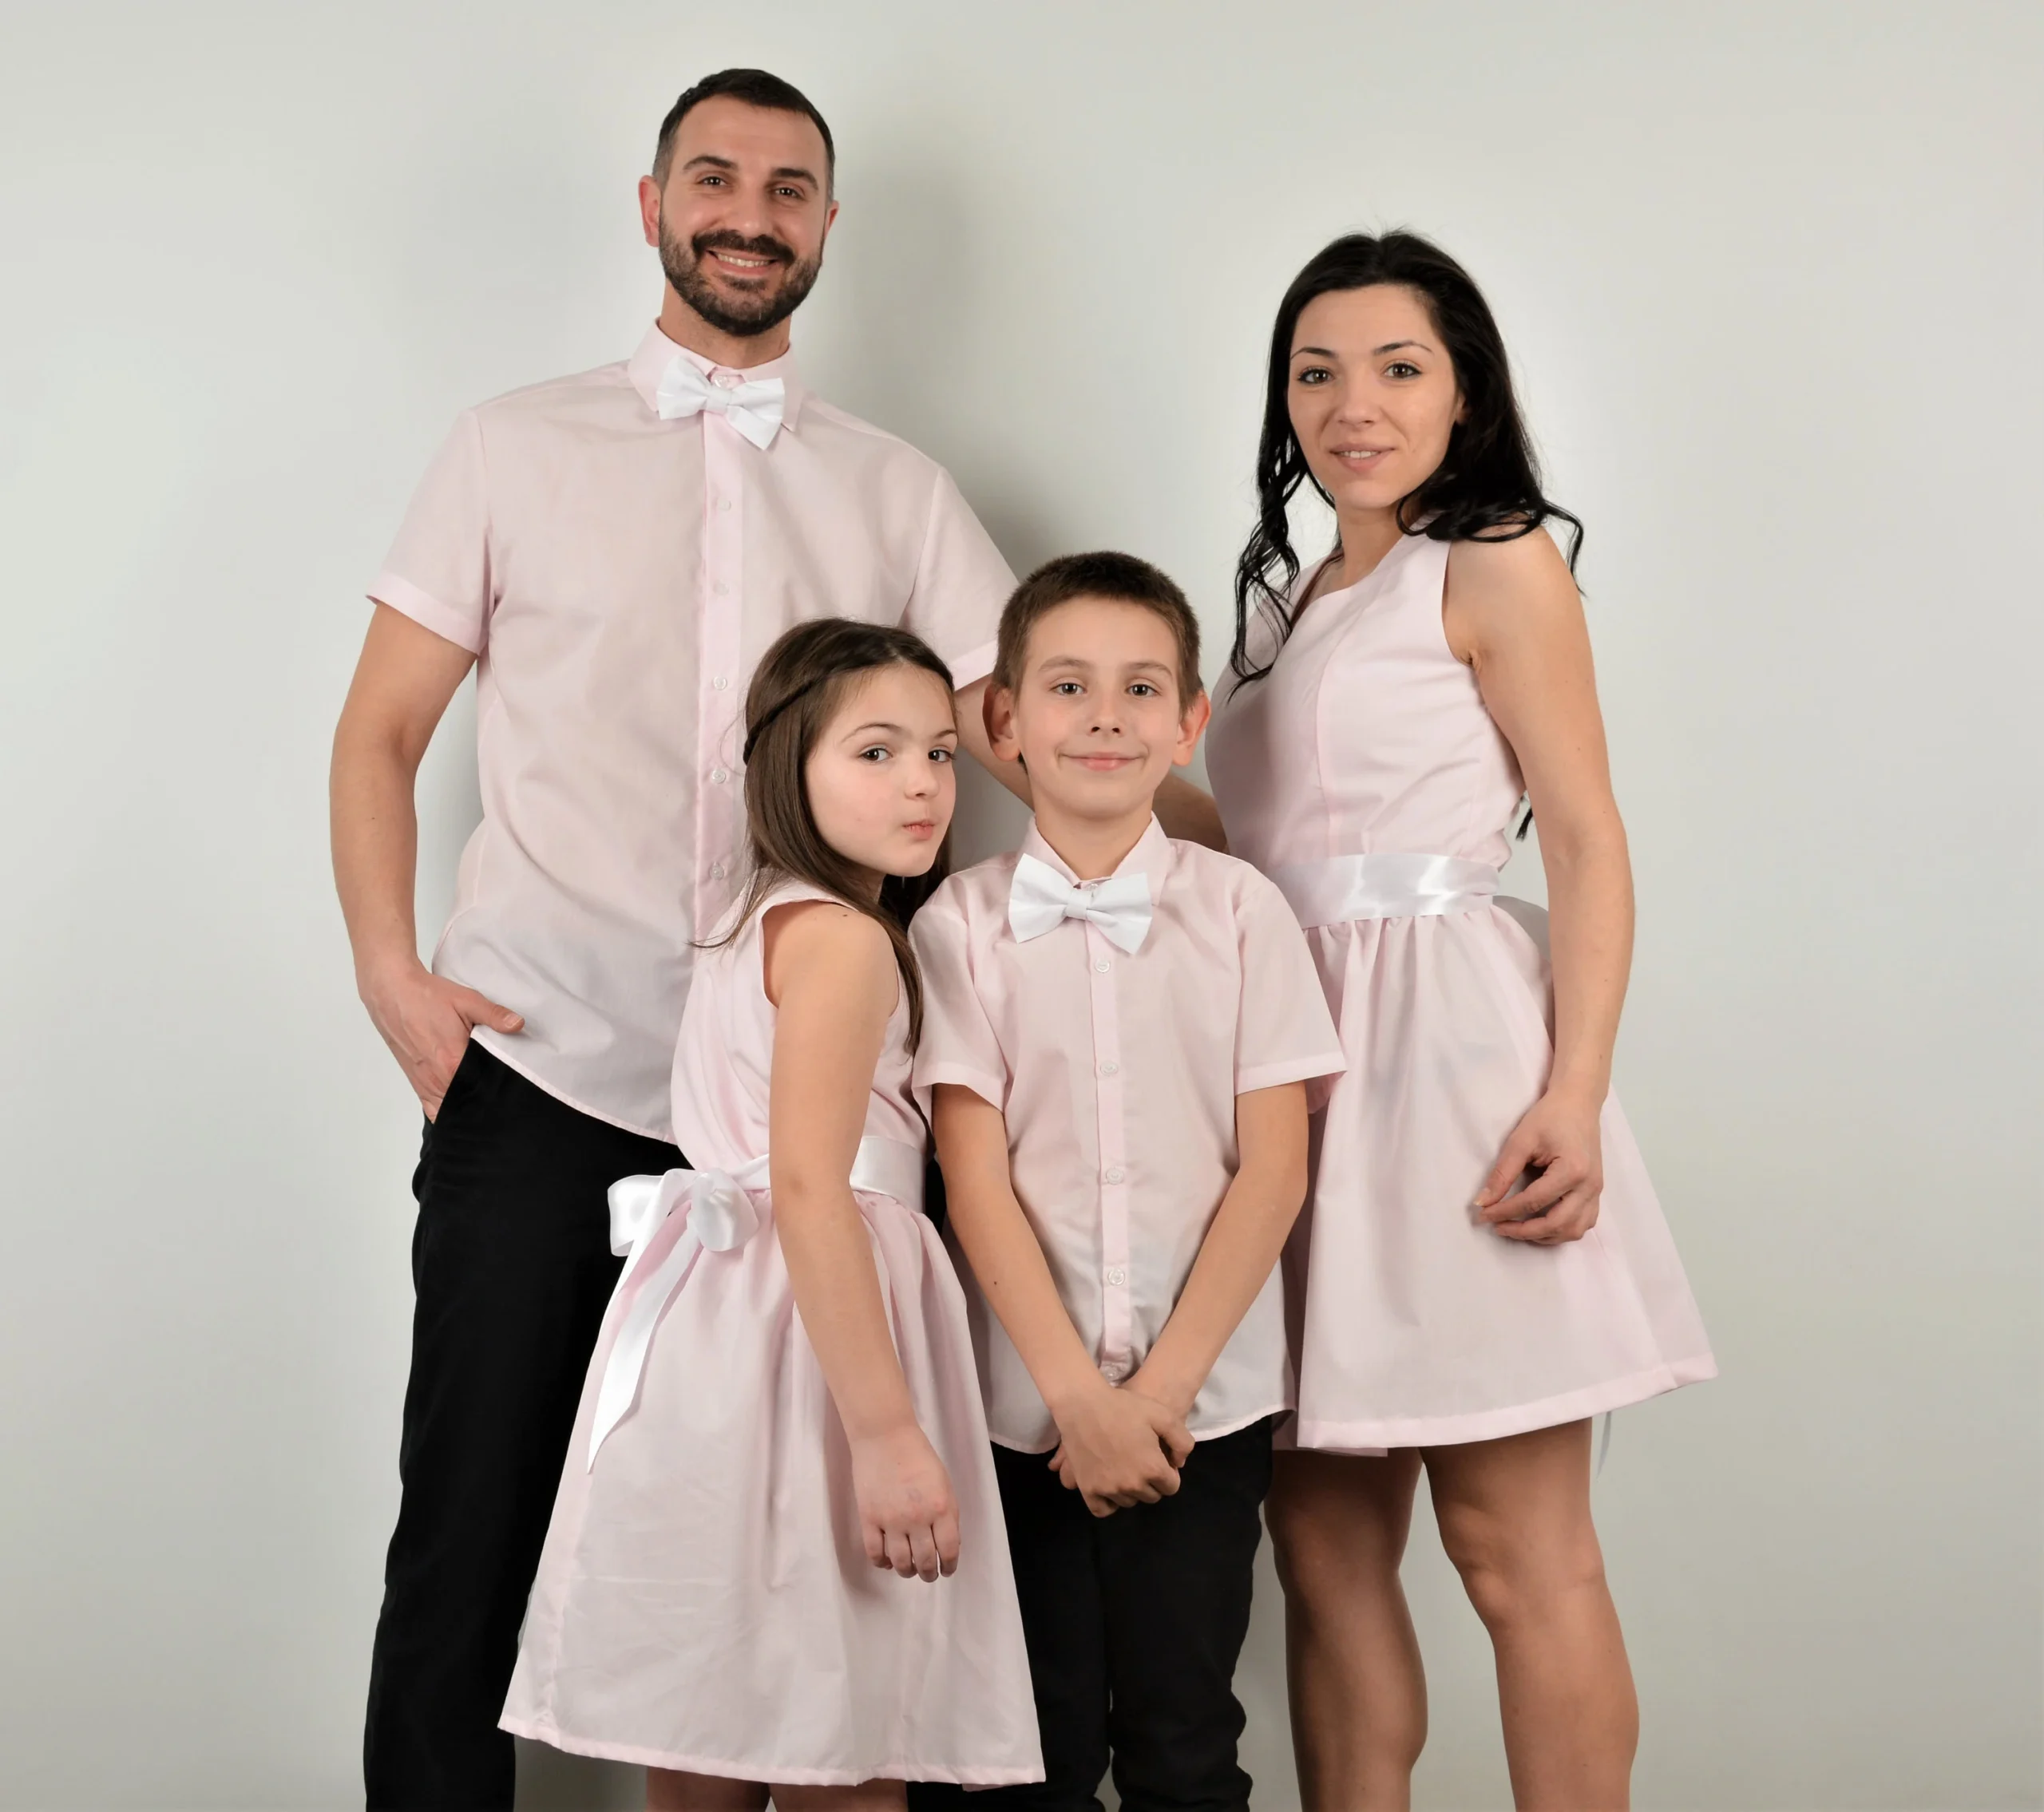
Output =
[{"x1": 334, "y1": 66, "x2": 1218, "y2": 1811}]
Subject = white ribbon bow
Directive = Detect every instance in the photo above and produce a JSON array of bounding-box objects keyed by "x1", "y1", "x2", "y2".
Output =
[
  {"x1": 586, "y1": 1157, "x2": 768, "y2": 1468},
  {"x1": 655, "y1": 356, "x2": 786, "y2": 450},
  {"x1": 1008, "y1": 852, "x2": 1154, "y2": 955}
]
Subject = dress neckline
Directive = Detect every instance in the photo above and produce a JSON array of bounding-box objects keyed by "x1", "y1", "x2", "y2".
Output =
[{"x1": 1293, "y1": 530, "x2": 1426, "y2": 629}]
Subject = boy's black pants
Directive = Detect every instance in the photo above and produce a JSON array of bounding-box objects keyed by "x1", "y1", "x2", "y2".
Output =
[
  {"x1": 362, "y1": 1041, "x2": 681, "y2": 1810},
  {"x1": 915, "y1": 1416, "x2": 1274, "y2": 1812}
]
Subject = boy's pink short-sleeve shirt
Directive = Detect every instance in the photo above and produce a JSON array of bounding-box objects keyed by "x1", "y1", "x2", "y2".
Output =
[
  {"x1": 911, "y1": 817, "x2": 1345, "y2": 1450},
  {"x1": 370, "y1": 323, "x2": 1011, "y2": 1138}
]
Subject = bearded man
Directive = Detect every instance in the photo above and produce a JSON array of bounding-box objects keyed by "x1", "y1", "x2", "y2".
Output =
[{"x1": 333, "y1": 66, "x2": 1228, "y2": 1809}]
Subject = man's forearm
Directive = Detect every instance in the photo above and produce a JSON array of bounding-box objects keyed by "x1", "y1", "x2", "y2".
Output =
[
  {"x1": 1155, "y1": 774, "x2": 1226, "y2": 850},
  {"x1": 331, "y1": 724, "x2": 426, "y2": 981}
]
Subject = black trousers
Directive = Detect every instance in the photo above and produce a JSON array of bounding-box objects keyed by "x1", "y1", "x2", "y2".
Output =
[
  {"x1": 363, "y1": 1041, "x2": 681, "y2": 1810},
  {"x1": 913, "y1": 1417, "x2": 1274, "y2": 1812}
]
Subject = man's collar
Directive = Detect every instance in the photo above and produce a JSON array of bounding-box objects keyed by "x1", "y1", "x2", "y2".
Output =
[
  {"x1": 627, "y1": 322, "x2": 807, "y2": 432},
  {"x1": 1018, "y1": 814, "x2": 1172, "y2": 889}
]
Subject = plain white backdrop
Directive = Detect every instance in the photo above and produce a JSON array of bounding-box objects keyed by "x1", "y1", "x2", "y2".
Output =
[{"x1": 2, "y1": 2, "x2": 2038, "y2": 1806}]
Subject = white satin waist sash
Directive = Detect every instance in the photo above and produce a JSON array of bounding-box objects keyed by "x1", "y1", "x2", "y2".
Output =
[
  {"x1": 586, "y1": 1133, "x2": 925, "y2": 1468},
  {"x1": 1271, "y1": 852, "x2": 1501, "y2": 928}
]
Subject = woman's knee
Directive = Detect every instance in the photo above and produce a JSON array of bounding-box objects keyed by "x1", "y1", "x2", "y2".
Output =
[
  {"x1": 1266, "y1": 1457, "x2": 1411, "y2": 1600},
  {"x1": 1434, "y1": 1495, "x2": 1608, "y2": 1630}
]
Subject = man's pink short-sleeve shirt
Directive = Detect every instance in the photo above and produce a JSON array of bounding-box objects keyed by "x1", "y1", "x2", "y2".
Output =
[
  {"x1": 911, "y1": 818, "x2": 1345, "y2": 1450},
  {"x1": 371, "y1": 324, "x2": 1011, "y2": 1137}
]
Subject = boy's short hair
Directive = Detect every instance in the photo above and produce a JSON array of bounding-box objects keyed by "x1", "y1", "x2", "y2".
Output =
[{"x1": 993, "y1": 552, "x2": 1203, "y2": 704}]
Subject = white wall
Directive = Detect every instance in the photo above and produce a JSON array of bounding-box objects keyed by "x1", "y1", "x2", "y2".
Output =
[{"x1": 2, "y1": 2, "x2": 2038, "y2": 1806}]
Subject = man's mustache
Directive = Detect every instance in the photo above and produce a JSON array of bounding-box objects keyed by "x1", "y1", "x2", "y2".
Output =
[{"x1": 691, "y1": 231, "x2": 795, "y2": 267}]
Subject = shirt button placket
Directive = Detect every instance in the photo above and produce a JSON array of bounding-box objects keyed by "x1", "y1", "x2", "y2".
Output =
[
  {"x1": 1086, "y1": 922, "x2": 1135, "y2": 1382},
  {"x1": 696, "y1": 404, "x2": 747, "y2": 934}
]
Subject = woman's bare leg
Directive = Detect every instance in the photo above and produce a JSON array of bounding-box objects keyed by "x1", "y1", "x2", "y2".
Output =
[
  {"x1": 1267, "y1": 1447, "x2": 1428, "y2": 1810},
  {"x1": 646, "y1": 1769, "x2": 769, "y2": 1810},
  {"x1": 772, "y1": 1782, "x2": 905, "y2": 1811},
  {"x1": 1425, "y1": 1420, "x2": 1637, "y2": 1810}
]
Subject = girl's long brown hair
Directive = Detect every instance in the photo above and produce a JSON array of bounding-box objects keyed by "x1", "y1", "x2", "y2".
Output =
[{"x1": 707, "y1": 617, "x2": 957, "y2": 1046}]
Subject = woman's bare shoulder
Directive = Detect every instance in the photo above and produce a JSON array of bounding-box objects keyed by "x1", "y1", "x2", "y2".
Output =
[{"x1": 1444, "y1": 526, "x2": 1583, "y2": 662}]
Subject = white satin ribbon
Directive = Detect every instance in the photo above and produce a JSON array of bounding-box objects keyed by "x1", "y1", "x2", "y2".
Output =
[
  {"x1": 655, "y1": 357, "x2": 786, "y2": 450},
  {"x1": 1008, "y1": 853, "x2": 1154, "y2": 955},
  {"x1": 586, "y1": 1135, "x2": 925, "y2": 1468},
  {"x1": 1270, "y1": 852, "x2": 1500, "y2": 928}
]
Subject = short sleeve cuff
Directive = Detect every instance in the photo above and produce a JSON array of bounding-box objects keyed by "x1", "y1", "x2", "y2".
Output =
[
  {"x1": 1236, "y1": 1050, "x2": 1347, "y2": 1096},
  {"x1": 913, "y1": 1059, "x2": 1008, "y2": 1114},
  {"x1": 369, "y1": 570, "x2": 487, "y2": 656},
  {"x1": 944, "y1": 638, "x2": 998, "y2": 693}
]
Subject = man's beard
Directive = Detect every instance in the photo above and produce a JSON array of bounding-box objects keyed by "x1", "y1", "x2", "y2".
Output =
[{"x1": 660, "y1": 224, "x2": 822, "y2": 338}]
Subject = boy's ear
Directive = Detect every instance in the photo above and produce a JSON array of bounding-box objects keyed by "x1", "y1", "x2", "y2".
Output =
[
  {"x1": 984, "y1": 682, "x2": 1024, "y2": 764},
  {"x1": 1171, "y1": 687, "x2": 1212, "y2": 768}
]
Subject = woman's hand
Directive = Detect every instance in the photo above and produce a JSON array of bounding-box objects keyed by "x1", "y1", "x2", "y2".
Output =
[
  {"x1": 1473, "y1": 1085, "x2": 1606, "y2": 1244},
  {"x1": 850, "y1": 1422, "x2": 961, "y2": 1581},
  {"x1": 1048, "y1": 1379, "x2": 1192, "y2": 1517}
]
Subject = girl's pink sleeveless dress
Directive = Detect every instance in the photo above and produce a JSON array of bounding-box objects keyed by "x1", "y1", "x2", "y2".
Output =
[
  {"x1": 501, "y1": 880, "x2": 1041, "y2": 1787},
  {"x1": 1206, "y1": 536, "x2": 1714, "y2": 1450}
]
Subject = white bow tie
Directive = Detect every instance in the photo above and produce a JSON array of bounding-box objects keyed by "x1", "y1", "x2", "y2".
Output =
[
  {"x1": 1008, "y1": 852, "x2": 1154, "y2": 955},
  {"x1": 656, "y1": 357, "x2": 786, "y2": 450}
]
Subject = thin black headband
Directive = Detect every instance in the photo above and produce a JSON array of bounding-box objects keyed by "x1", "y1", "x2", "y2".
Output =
[{"x1": 739, "y1": 675, "x2": 827, "y2": 765}]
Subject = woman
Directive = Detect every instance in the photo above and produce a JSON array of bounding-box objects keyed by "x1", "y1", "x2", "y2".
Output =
[{"x1": 1204, "y1": 231, "x2": 1714, "y2": 1810}]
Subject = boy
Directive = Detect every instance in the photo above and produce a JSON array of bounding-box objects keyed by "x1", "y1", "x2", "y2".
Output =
[{"x1": 909, "y1": 552, "x2": 1344, "y2": 1810}]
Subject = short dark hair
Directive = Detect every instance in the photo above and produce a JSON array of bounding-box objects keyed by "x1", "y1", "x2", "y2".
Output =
[
  {"x1": 995, "y1": 552, "x2": 1204, "y2": 705},
  {"x1": 652, "y1": 69, "x2": 835, "y2": 190}
]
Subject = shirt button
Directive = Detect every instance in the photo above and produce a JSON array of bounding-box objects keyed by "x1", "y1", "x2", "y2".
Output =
[
  {"x1": 1104, "y1": 1166, "x2": 1125, "y2": 1185},
  {"x1": 1104, "y1": 1265, "x2": 1127, "y2": 1286},
  {"x1": 711, "y1": 675, "x2": 730, "y2": 690},
  {"x1": 716, "y1": 497, "x2": 733, "y2": 513},
  {"x1": 710, "y1": 861, "x2": 727, "y2": 880},
  {"x1": 1099, "y1": 1060, "x2": 1119, "y2": 1077},
  {"x1": 711, "y1": 767, "x2": 729, "y2": 784},
  {"x1": 1100, "y1": 1359, "x2": 1126, "y2": 1382},
  {"x1": 1093, "y1": 957, "x2": 1111, "y2": 974},
  {"x1": 714, "y1": 581, "x2": 731, "y2": 596}
]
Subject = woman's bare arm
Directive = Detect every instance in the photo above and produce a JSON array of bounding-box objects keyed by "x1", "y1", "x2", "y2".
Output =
[{"x1": 1446, "y1": 531, "x2": 1633, "y2": 1242}]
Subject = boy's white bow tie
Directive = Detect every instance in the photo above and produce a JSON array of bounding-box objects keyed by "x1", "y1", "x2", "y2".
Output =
[
  {"x1": 656, "y1": 357, "x2": 786, "y2": 449},
  {"x1": 1008, "y1": 853, "x2": 1154, "y2": 955}
]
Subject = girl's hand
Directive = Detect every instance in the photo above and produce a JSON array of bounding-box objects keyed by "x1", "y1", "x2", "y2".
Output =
[
  {"x1": 850, "y1": 1423, "x2": 961, "y2": 1581},
  {"x1": 1472, "y1": 1086, "x2": 1605, "y2": 1244},
  {"x1": 1047, "y1": 1380, "x2": 1193, "y2": 1517}
]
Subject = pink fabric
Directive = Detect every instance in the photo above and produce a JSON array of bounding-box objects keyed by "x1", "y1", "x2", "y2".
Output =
[
  {"x1": 910, "y1": 820, "x2": 1345, "y2": 1451},
  {"x1": 1206, "y1": 535, "x2": 1715, "y2": 1450},
  {"x1": 370, "y1": 324, "x2": 1011, "y2": 1137},
  {"x1": 502, "y1": 882, "x2": 1040, "y2": 1785}
]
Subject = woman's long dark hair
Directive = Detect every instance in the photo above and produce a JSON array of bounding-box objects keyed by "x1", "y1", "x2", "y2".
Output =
[
  {"x1": 708, "y1": 617, "x2": 955, "y2": 1047},
  {"x1": 1230, "y1": 230, "x2": 1584, "y2": 685}
]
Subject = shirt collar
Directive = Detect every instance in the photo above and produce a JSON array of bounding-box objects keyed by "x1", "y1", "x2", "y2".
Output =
[
  {"x1": 626, "y1": 321, "x2": 808, "y2": 433},
  {"x1": 1018, "y1": 815, "x2": 1173, "y2": 892}
]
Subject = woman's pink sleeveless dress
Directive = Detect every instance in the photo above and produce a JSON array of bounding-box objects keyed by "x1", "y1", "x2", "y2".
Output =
[
  {"x1": 1206, "y1": 536, "x2": 1715, "y2": 1450},
  {"x1": 501, "y1": 880, "x2": 1040, "y2": 1786}
]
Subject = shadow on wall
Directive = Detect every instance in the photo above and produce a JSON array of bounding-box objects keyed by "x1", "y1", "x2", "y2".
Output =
[
  {"x1": 515, "y1": 1736, "x2": 640, "y2": 1810},
  {"x1": 810, "y1": 140, "x2": 1060, "y2": 577}
]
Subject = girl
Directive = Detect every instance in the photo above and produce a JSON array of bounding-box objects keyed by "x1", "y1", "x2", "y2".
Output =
[
  {"x1": 501, "y1": 619, "x2": 1041, "y2": 1808},
  {"x1": 1203, "y1": 233, "x2": 1715, "y2": 1810}
]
